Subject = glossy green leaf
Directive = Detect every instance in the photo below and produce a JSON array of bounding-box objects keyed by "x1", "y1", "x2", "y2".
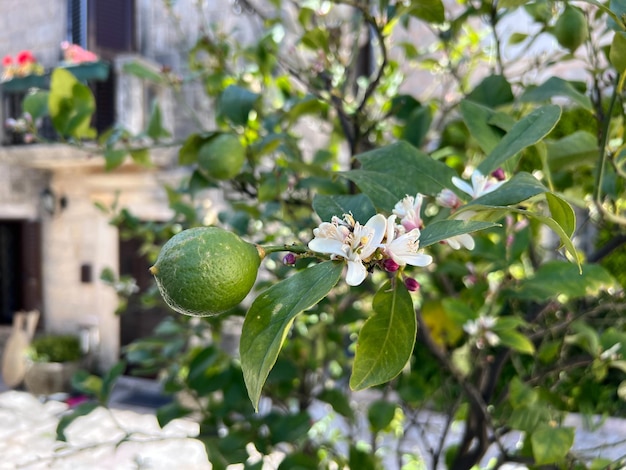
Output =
[
  {"x1": 465, "y1": 206, "x2": 581, "y2": 271},
  {"x1": 56, "y1": 402, "x2": 99, "y2": 441},
  {"x1": 22, "y1": 90, "x2": 49, "y2": 120},
  {"x1": 312, "y1": 194, "x2": 376, "y2": 224},
  {"x1": 477, "y1": 105, "x2": 562, "y2": 175},
  {"x1": 508, "y1": 377, "x2": 538, "y2": 409},
  {"x1": 104, "y1": 148, "x2": 127, "y2": 171},
  {"x1": 218, "y1": 85, "x2": 260, "y2": 126},
  {"x1": 469, "y1": 172, "x2": 547, "y2": 207},
  {"x1": 367, "y1": 400, "x2": 397, "y2": 433},
  {"x1": 610, "y1": 32, "x2": 626, "y2": 73},
  {"x1": 157, "y1": 401, "x2": 193, "y2": 428},
  {"x1": 531, "y1": 425, "x2": 575, "y2": 465},
  {"x1": 466, "y1": 75, "x2": 514, "y2": 108},
  {"x1": 345, "y1": 141, "x2": 458, "y2": 210},
  {"x1": 241, "y1": 261, "x2": 343, "y2": 409},
  {"x1": 101, "y1": 360, "x2": 126, "y2": 404},
  {"x1": 520, "y1": 77, "x2": 592, "y2": 110},
  {"x1": 122, "y1": 61, "x2": 164, "y2": 84},
  {"x1": 459, "y1": 100, "x2": 506, "y2": 154},
  {"x1": 420, "y1": 220, "x2": 499, "y2": 248},
  {"x1": 317, "y1": 388, "x2": 355, "y2": 420},
  {"x1": 546, "y1": 192, "x2": 575, "y2": 237},
  {"x1": 350, "y1": 282, "x2": 415, "y2": 391},
  {"x1": 130, "y1": 148, "x2": 151, "y2": 167},
  {"x1": 146, "y1": 101, "x2": 171, "y2": 141},
  {"x1": 407, "y1": 0, "x2": 445, "y2": 23},
  {"x1": 48, "y1": 68, "x2": 96, "y2": 139},
  {"x1": 546, "y1": 131, "x2": 599, "y2": 171},
  {"x1": 349, "y1": 445, "x2": 379, "y2": 470},
  {"x1": 494, "y1": 328, "x2": 535, "y2": 355},
  {"x1": 513, "y1": 261, "x2": 617, "y2": 301}
]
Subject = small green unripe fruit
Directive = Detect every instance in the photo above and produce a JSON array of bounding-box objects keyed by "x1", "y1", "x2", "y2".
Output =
[
  {"x1": 553, "y1": 5, "x2": 588, "y2": 53},
  {"x1": 150, "y1": 227, "x2": 262, "y2": 317},
  {"x1": 198, "y1": 134, "x2": 246, "y2": 180}
]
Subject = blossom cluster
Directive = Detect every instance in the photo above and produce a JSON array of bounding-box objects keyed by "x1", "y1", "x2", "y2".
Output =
[
  {"x1": 307, "y1": 169, "x2": 506, "y2": 287},
  {"x1": 2, "y1": 50, "x2": 44, "y2": 80}
]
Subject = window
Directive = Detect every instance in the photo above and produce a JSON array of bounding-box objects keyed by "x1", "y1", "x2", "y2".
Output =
[{"x1": 67, "y1": 0, "x2": 136, "y2": 58}]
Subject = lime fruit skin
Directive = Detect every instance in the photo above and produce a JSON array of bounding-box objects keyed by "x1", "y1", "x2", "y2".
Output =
[
  {"x1": 198, "y1": 134, "x2": 246, "y2": 180},
  {"x1": 150, "y1": 227, "x2": 261, "y2": 317},
  {"x1": 553, "y1": 5, "x2": 588, "y2": 52}
]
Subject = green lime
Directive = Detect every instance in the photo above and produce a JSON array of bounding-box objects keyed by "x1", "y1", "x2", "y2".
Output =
[
  {"x1": 198, "y1": 134, "x2": 246, "y2": 180},
  {"x1": 553, "y1": 5, "x2": 588, "y2": 52},
  {"x1": 150, "y1": 227, "x2": 262, "y2": 317}
]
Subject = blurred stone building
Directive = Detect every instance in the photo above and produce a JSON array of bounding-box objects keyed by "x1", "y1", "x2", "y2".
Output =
[{"x1": 0, "y1": 0, "x2": 258, "y2": 371}]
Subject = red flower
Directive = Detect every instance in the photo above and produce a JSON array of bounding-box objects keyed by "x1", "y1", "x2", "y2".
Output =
[
  {"x1": 2, "y1": 55, "x2": 12, "y2": 67},
  {"x1": 16, "y1": 50, "x2": 35, "y2": 65}
]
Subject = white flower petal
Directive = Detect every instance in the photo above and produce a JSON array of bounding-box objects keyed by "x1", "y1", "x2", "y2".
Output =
[
  {"x1": 345, "y1": 258, "x2": 367, "y2": 286},
  {"x1": 308, "y1": 238, "x2": 347, "y2": 258},
  {"x1": 452, "y1": 177, "x2": 475, "y2": 197}
]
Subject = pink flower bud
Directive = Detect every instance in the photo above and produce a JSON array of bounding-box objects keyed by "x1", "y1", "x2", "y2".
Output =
[
  {"x1": 383, "y1": 258, "x2": 399, "y2": 272},
  {"x1": 491, "y1": 168, "x2": 506, "y2": 181},
  {"x1": 404, "y1": 277, "x2": 420, "y2": 292},
  {"x1": 283, "y1": 253, "x2": 296, "y2": 265}
]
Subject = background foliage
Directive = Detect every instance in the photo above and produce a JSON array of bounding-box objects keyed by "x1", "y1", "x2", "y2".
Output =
[{"x1": 27, "y1": 0, "x2": 626, "y2": 468}]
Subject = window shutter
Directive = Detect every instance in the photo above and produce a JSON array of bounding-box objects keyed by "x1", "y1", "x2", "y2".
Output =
[
  {"x1": 89, "y1": 0, "x2": 135, "y2": 56},
  {"x1": 68, "y1": 0, "x2": 88, "y2": 48}
]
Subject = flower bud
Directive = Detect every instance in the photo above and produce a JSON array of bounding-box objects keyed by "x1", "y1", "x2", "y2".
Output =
[
  {"x1": 404, "y1": 277, "x2": 420, "y2": 292},
  {"x1": 383, "y1": 258, "x2": 399, "y2": 272},
  {"x1": 283, "y1": 253, "x2": 296, "y2": 266},
  {"x1": 491, "y1": 168, "x2": 506, "y2": 181}
]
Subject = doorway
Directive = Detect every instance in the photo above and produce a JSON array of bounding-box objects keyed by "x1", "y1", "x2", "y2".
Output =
[{"x1": 0, "y1": 221, "x2": 42, "y2": 325}]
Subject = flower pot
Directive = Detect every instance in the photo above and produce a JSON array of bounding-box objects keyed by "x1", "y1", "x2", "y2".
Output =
[{"x1": 23, "y1": 361, "x2": 80, "y2": 395}]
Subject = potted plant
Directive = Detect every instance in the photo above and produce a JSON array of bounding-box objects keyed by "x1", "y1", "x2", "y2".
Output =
[{"x1": 23, "y1": 334, "x2": 83, "y2": 395}]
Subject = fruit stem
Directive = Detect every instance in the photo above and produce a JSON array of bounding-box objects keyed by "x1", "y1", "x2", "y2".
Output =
[{"x1": 260, "y1": 244, "x2": 309, "y2": 255}]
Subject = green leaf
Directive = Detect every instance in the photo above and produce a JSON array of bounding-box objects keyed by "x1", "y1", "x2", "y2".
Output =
[
  {"x1": 312, "y1": 194, "x2": 376, "y2": 224},
  {"x1": 48, "y1": 68, "x2": 96, "y2": 139},
  {"x1": 466, "y1": 75, "x2": 514, "y2": 108},
  {"x1": 344, "y1": 141, "x2": 458, "y2": 210},
  {"x1": 56, "y1": 402, "x2": 99, "y2": 441},
  {"x1": 402, "y1": 105, "x2": 432, "y2": 147},
  {"x1": 349, "y1": 445, "x2": 380, "y2": 470},
  {"x1": 241, "y1": 261, "x2": 343, "y2": 409},
  {"x1": 367, "y1": 400, "x2": 397, "y2": 433},
  {"x1": 499, "y1": 0, "x2": 532, "y2": 7},
  {"x1": 122, "y1": 61, "x2": 164, "y2": 84},
  {"x1": 459, "y1": 100, "x2": 506, "y2": 154},
  {"x1": 469, "y1": 172, "x2": 547, "y2": 207},
  {"x1": 495, "y1": 329, "x2": 535, "y2": 355},
  {"x1": 407, "y1": 0, "x2": 445, "y2": 23},
  {"x1": 218, "y1": 85, "x2": 260, "y2": 126},
  {"x1": 477, "y1": 105, "x2": 562, "y2": 175},
  {"x1": 517, "y1": 261, "x2": 617, "y2": 301},
  {"x1": 101, "y1": 360, "x2": 126, "y2": 404},
  {"x1": 179, "y1": 134, "x2": 207, "y2": 165},
  {"x1": 520, "y1": 77, "x2": 593, "y2": 110},
  {"x1": 146, "y1": 101, "x2": 171, "y2": 140},
  {"x1": 546, "y1": 192, "x2": 575, "y2": 237},
  {"x1": 317, "y1": 388, "x2": 355, "y2": 420},
  {"x1": 157, "y1": 401, "x2": 193, "y2": 428},
  {"x1": 104, "y1": 148, "x2": 127, "y2": 171},
  {"x1": 350, "y1": 282, "x2": 415, "y2": 390},
  {"x1": 22, "y1": 90, "x2": 49, "y2": 120},
  {"x1": 465, "y1": 206, "x2": 581, "y2": 271},
  {"x1": 610, "y1": 32, "x2": 626, "y2": 73},
  {"x1": 508, "y1": 377, "x2": 538, "y2": 409},
  {"x1": 130, "y1": 148, "x2": 151, "y2": 167},
  {"x1": 420, "y1": 220, "x2": 499, "y2": 248},
  {"x1": 546, "y1": 131, "x2": 599, "y2": 171},
  {"x1": 531, "y1": 425, "x2": 575, "y2": 465}
]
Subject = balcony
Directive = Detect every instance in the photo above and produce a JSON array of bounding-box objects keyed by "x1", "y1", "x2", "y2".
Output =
[{"x1": 0, "y1": 56, "x2": 172, "y2": 149}]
